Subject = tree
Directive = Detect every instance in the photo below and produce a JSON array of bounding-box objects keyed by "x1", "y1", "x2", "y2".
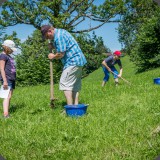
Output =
[
  {"x1": 76, "y1": 32, "x2": 110, "y2": 77},
  {"x1": 118, "y1": 0, "x2": 159, "y2": 54},
  {"x1": 15, "y1": 30, "x2": 108, "y2": 86},
  {"x1": 129, "y1": 15, "x2": 160, "y2": 72},
  {"x1": 0, "y1": 0, "x2": 125, "y2": 32},
  {"x1": 117, "y1": 0, "x2": 160, "y2": 72},
  {"x1": 0, "y1": 0, "x2": 126, "y2": 86},
  {"x1": 0, "y1": 27, "x2": 21, "y2": 51},
  {"x1": 15, "y1": 29, "x2": 62, "y2": 86},
  {"x1": 0, "y1": 25, "x2": 5, "y2": 50},
  {"x1": 0, "y1": 0, "x2": 7, "y2": 6}
]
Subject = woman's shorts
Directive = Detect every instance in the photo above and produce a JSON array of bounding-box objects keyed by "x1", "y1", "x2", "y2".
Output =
[
  {"x1": 1, "y1": 80, "x2": 15, "y2": 90},
  {"x1": 59, "y1": 66, "x2": 82, "y2": 92}
]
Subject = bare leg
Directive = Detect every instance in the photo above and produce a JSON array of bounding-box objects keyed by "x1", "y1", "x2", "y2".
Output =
[
  {"x1": 73, "y1": 91, "x2": 79, "y2": 105},
  {"x1": 64, "y1": 90, "x2": 73, "y2": 105},
  {"x1": 102, "y1": 81, "x2": 106, "y2": 87},
  {"x1": 3, "y1": 90, "x2": 13, "y2": 116}
]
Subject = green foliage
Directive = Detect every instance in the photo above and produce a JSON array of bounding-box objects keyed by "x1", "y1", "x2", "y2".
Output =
[
  {"x1": 118, "y1": 0, "x2": 158, "y2": 53},
  {"x1": 0, "y1": 0, "x2": 125, "y2": 33},
  {"x1": 15, "y1": 30, "x2": 108, "y2": 86},
  {"x1": 0, "y1": 27, "x2": 20, "y2": 52},
  {"x1": 0, "y1": 1, "x2": 118, "y2": 87},
  {"x1": 117, "y1": 0, "x2": 160, "y2": 72},
  {"x1": 0, "y1": 25, "x2": 5, "y2": 43},
  {"x1": 76, "y1": 32, "x2": 110, "y2": 77},
  {"x1": 130, "y1": 16, "x2": 160, "y2": 72},
  {"x1": 15, "y1": 30, "x2": 62, "y2": 86},
  {"x1": 0, "y1": 25, "x2": 4, "y2": 51}
]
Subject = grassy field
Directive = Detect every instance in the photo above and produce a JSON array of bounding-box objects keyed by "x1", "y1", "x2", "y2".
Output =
[{"x1": 0, "y1": 56, "x2": 160, "y2": 160}]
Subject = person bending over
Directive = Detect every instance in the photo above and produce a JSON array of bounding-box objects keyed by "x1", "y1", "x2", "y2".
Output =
[{"x1": 102, "y1": 50, "x2": 123, "y2": 87}]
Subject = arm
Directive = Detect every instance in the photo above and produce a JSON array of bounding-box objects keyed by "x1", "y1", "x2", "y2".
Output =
[
  {"x1": 48, "y1": 52, "x2": 64, "y2": 60},
  {"x1": 118, "y1": 60, "x2": 123, "y2": 77},
  {"x1": 102, "y1": 60, "x2": 111, "y2": 72},
  {"x1": 118, "y1": 66, "x2": 123, "y2": 77},
  {"x1": 48, "y1": 38, "x2": 65, "y2": 60},
  {"x1": 0, "y1": 60, "x2": 8, "y2": 89}
]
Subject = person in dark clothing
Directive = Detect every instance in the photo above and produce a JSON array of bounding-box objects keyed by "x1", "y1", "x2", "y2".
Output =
[{"x1": 101, "y1": 50, "x2": 123, "y2": 87}]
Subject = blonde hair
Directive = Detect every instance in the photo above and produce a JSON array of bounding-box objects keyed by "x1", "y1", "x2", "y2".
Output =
[{"x1": 2, "y1": 45, "x2": 13, "y2": 54}]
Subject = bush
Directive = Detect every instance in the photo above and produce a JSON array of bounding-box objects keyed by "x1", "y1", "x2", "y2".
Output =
[{"x1": 130, "y1": 16, "x2": 160, "y2": 72}]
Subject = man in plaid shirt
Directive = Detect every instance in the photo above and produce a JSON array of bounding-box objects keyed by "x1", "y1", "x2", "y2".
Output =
[{"x1": 41, "y1": 25, "x2": 87, "y2": 105}]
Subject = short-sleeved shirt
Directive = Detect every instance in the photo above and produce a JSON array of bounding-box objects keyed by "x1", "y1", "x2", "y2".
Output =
[
  {"x1": 52, "y1": 29, "x2": 87, "y2": 70},
  {"x1": 0, "y1": 53, "x2": 16, "y2": 81},
  {"x1": 104, "y1": 55, "x2": 122, "y2": 67}
]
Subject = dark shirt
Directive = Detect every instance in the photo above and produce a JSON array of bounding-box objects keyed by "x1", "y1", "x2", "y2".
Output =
[
  {"x1": 0, "y1": 53, "x2": 16, "y2": 81},
  {"x1": 104, "y1": 55, "x2": 122, "y2": 68}
]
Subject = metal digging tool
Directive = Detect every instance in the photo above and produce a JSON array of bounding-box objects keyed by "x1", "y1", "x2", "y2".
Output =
[{"x1": 110, "y1": 70, "x2": 131, "y2": 86}]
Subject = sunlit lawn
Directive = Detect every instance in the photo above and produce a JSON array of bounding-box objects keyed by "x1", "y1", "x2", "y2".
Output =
[{"x1": 0, "y1": 56, "x2": 160, "y2": 160}]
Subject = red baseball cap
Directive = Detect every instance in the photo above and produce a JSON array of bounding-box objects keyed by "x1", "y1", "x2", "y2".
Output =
[{"x1": 113, "y1": 50, "x2": 121, "y2": 57}]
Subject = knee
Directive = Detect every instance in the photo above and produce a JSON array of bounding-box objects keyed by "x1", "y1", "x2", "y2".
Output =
[
  {"x1": 8, "y1": 93, "x2": 12, "y2": 100},
  {"x1": 8, "y1": 96, "x2": 11, "y2": 100}
]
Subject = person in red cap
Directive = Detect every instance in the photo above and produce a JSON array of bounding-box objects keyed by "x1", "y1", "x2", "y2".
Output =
[{"x1": 101, "y1": 50, "x2": 123, "y2": 87}]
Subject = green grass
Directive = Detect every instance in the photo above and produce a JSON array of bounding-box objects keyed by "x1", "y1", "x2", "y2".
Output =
[{"x1": 0, "y1": 56, "x2": 160, "y2": 160}]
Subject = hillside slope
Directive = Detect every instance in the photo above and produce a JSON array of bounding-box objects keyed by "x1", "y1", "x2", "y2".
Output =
[{"x1": 0, "y1": 56, "x2": 160, "y2": 160}]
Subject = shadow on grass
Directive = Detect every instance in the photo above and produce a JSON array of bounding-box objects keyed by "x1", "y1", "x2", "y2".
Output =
[
  {"x1": 50, "y1": 101, "x2": 66, "y2": 110},
  {"x1": 29, "y1": 108, "x2": 45, "y2": 115},
  {"x1": 10, "y1": 103, "x2": 26, "y2": 113}
]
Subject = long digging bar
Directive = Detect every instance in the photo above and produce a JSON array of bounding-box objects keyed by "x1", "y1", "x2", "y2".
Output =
[
  {"x1": 50, "y1": 59, "x2": 55, "y2": 108},
  {"x1": 110, "y1": 70, "x2": 131, "y2": 85},
  {"x1": 48, "y1": 40, "x2": 55, "y2": 108}
]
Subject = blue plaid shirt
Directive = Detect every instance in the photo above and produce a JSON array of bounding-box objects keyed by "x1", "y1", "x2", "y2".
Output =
[{"x1": 52, "y1": 29, "x2": 87, "y2": 69}]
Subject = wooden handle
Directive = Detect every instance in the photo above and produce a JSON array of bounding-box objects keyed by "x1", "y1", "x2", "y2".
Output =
[
  {"x1": 110, "y1": 70, "x2": 131, "y2": 85},
  {"x1": 50, "y1": 60, "x2": 54, "y2": 100}
]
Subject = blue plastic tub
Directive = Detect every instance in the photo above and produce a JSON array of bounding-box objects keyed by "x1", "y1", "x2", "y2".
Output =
[
  {"x1": 154, "y1": 78, "x2": 160, "y2": 85},
  {"x1": 64, "y1": 104, "x2": 88, "y2": 117}
]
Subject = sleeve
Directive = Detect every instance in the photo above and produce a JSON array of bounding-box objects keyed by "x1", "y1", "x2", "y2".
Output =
[
  {"x1": 117, "y1": 59, "x2": 122, "y2": 67},
  {"x1": 104, "y1": 56, "x2": 113, "y2": 63},
  {"x1": 0, "y1": 54, "x2": 8, "y2": 61},
  {"x1": 55, "y1": 31, "x2": 67, "y2": 53}
]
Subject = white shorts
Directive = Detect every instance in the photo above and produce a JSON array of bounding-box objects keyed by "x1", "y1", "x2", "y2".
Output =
[{"x1": 59, "y1": 66, "x2": 82, "y2": 92}]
